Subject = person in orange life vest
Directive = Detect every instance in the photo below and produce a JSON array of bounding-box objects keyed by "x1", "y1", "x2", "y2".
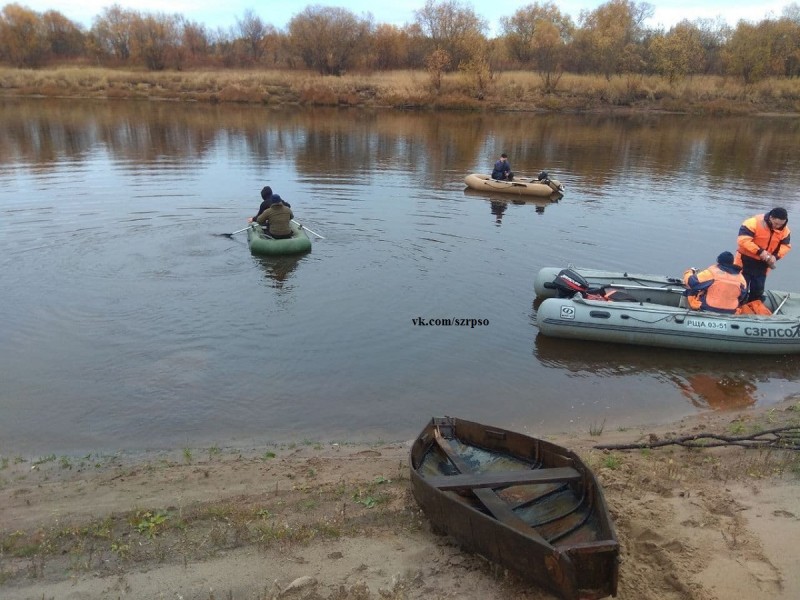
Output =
[
  {"x1": 683, "y1": 252, "x2": 747, "y2": 314},
  {"x1": 735, "y1": 207, "x2": 791, "y2": 302}
]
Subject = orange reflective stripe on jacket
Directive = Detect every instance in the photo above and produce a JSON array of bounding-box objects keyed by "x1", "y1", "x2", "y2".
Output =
[{"x1": 735, "y1": 214, "x2": 792, "y2": 264}]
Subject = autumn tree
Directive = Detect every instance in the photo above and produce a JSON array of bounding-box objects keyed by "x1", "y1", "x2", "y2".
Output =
[
  {"x1": 42, "y1": 10, "x2": 85, "y2": 60},
  {"x1": 0, "y1": 3, "x2": 49, "y2": 67},
  {"x1": 573, "y1": 0, "x2": 653, "y2": 79},
  {"x1": 768, "y1": 17, "x2": 800, "y2": 78},
  {"x1": 181, "y1": 20, "x2": 212, "y2": 67},
  {"x1": 500, "y1": 2, "x2": 574, "y2": 92},
  {"x1": 236, "y1": 9, "x2": 275, "y2": 65},
  {"x1": 129, "y1": 12, "x2": 181, "y2": 70},
  {"x1": 369, "y1": 23, "x2": 411, "y2": 70},
  {"x1": 724, "y1": 20, "x2": 776, "y2": 84},
  {"x1": 689, "y1": 17, "x2": 731, "y2": 75},
  {"x1": 425, "y1": 47, "x2": 451, "y2": 92},
  {"x1": 402, "y1": 23, "x2": 428, "y2": 69},
  {"x1": 414, "y1": 0, "x2": 488, "y2": 71},
  {"x1": 287, "y1": 6, "x2": 371, "y2": 75},
  {"x1": 91, "y1": 4, "x2": 135, "y2": 63},
  {"x1": 649, "y1": 20, "x2": 705, "y2": 83}
]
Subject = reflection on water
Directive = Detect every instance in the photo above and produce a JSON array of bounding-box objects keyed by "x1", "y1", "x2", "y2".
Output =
[
  {"x1": 3, "y1": 98, "x2": 800, "y2": 193},
  {"x1": 463, "y1": 188, "x2": 563, "y2": 224},
  {"x1": 2, "y1": 97, "x2": 800, "y2": 455},
  {"x1": 672, "y1": 374, "x2": 757, "y2": 411},
  {"x1": 255, "y1": 254, "x2": 306, "y2": 289},
  {"x1": 533, "y1": 335, "x2": 798, "y2": 412}
]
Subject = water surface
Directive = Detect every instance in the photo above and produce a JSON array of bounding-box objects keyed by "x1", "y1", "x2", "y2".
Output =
[{"x1": 1, "y1": 99, "x2": 799, "y2": 455}]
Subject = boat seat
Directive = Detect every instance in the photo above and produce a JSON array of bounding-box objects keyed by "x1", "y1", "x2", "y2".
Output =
[
  {"x1": 432, "y1": 429, "x2": 548, "y2": 541},
  {"x1": 678, "y1": 295, "x2": 688, "y2": 309},
  {"x1": 425, "y1": 467, "x2": 581, "y2": 490}
]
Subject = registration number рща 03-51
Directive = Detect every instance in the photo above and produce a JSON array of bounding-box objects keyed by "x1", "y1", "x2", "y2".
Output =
[{"x1": 685, "y1": 318, "x2": 728, "y2": 330}]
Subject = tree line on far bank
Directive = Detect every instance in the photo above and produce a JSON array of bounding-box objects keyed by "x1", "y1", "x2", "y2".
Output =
[{"x1": 2, "y1": 0, "x2": 800, "y2": 89}]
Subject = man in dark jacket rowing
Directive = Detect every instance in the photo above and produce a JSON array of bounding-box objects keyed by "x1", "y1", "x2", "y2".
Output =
[
  {"x1": 253, "y1": 185, "x2": 291, "y2": 222},
  {"x1": 256, "y1": 194, "x2": 294, "y2": 239}
]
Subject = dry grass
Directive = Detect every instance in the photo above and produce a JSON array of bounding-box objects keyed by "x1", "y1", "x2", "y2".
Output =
[
  {"x1": 0, "y1": 458, "x2": 417, "y2": 588},
  {"x1": 2, "y1": 67, "x2": 800, "y2": 114}
]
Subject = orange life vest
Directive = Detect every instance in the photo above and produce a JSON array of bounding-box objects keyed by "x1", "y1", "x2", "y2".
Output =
[
  {"x1": 736, "y1": 299, "x2": 772, "y2": 315},
  {"x1": 684, "y1": 264, "x2": 746, "y2": 313},
  {"x1": 735, "y1": 213, "x2": 791, "y2": 265}
]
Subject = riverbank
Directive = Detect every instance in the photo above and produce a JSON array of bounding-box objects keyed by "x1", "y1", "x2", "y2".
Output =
[
  {"x1": 1, "y1": 399, "x2": 799, "y2": 599},
  {"x1": 3, "y1": 67, "x2": 800, "y2": 115}
]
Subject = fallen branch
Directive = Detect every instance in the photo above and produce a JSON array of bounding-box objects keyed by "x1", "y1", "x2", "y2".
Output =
[{"x1": 595, "y1": 426, "x2": 800, "y2": 451}]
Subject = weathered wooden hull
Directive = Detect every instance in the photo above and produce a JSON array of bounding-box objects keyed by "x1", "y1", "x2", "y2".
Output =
[
  {"x1": 410, "y1": 417, "x2": 619, "y2": 600},
  {"x1": 465, "y1": 173, "x2": 564, "y2": 197},
  {"x1": 534, "y1": 267, "x2": 800, "y2": 354}
]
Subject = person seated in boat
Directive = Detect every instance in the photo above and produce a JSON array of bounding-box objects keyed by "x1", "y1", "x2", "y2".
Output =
[
  {"x1": 682, "y1": 251, "x2": 747, "y2": 314},
  {"x1": 251, "y1": 186, "x2": 290, "y2": 223},
  {"x1": 255, "y1": 194, "x2": 295, "y2": 239},
  {"x1": 491, "y1": 153, "x2": 513, "y2": 181}
]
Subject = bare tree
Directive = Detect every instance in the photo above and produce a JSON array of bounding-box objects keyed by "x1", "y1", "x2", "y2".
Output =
[
  {"x1": 414, "y1": 0, "x2": 488, "y2": 70},
  {"x1": 236, "y1": 9, "x2": 274, "y2": 65},
  {"x1": 91, "y1": 4, "x2": 136, "y2": 62}
]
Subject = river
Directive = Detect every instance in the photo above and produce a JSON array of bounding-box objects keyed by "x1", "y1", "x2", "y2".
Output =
[{"x1": 1, "y1": 98, "x2": 799, "y2": 455}]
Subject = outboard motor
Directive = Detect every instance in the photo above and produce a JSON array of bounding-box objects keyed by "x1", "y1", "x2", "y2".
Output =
[
  {"x1": 552, "y1": 268, "x2": 591, "y2": 298},
  {"x1": 538, "y1": 170, "x2": 565, "y2": 193}
]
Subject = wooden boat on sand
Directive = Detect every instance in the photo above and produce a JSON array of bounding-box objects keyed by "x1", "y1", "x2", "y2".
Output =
[
  {"x1": 465, "y1": 172, "x2": 564, "y2": 197},
  {"x1": 534, "y1": 266, "x2": 800, "y2": 354},
  {"x1": 410, "y1": 416, "x2": 619, "y2": 600}
]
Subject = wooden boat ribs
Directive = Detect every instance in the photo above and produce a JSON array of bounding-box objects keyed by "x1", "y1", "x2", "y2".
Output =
[{"x1": 410, "y1": 416, "x2": 619, "y2": 600}]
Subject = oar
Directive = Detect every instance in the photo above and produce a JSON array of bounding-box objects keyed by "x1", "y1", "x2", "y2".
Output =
[
  {"x1": 773, "y1": 293, "x2": 790, "y2": 315},
  {"x1": 221, "y1": 225, "x2": 250, "y2": 238},
  {"x1": 292, "y1": 220, "x2": 324, "y2": 239}
]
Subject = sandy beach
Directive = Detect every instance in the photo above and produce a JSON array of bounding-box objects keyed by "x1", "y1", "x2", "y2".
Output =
[{"x1": 2, "y1": 399, "x2": 799, "y2": 600}]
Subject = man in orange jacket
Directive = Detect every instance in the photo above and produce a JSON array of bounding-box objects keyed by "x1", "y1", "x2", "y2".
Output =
[
  {"x1": 735, "y1": 207, "x2": 791, "y2": 302},
  {"x1": 683, "y1": 252, "x2": 747, "y2": 313}
]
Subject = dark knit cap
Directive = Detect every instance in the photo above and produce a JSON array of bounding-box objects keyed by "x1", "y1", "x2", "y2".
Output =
[
  {"x1": 261, "y1": 186, "x2": 272, "y2": 200},
  {"x1": 270, "y1": 194, "x2": 283, "y2": 205},
  {"x1": 717, "y1": 251, "x2": 734, "y2": 265},
  {"x1": 769, "y1": 207, "x2": 788, "y2": 221}
]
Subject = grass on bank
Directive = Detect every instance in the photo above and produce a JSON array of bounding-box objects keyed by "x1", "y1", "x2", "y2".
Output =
[
  {"x1": 0, "y1": 442, "x2": 414, "y2": 589},
  {"x1": 586, "y1": 401, "x2": 800, "y2": 486},
  {"x1": 2, "y1": 67, "x2": 800, "y2": 114}
]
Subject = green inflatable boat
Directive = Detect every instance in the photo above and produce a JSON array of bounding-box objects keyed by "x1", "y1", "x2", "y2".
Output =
[{"x1": 246, "y1": 222, "x2": 312, "y2": 256}]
